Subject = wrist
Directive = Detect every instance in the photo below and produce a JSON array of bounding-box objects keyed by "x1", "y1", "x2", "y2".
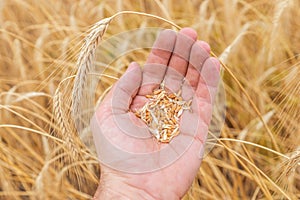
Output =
[
  {"x1": 95, "y1": 184, "x2": 156, "y2": 200},
  {"x1": 94, "y1": 171, "x2": 156, "y2": 200}
]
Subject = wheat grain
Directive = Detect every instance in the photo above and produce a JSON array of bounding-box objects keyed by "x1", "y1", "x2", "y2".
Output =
[{"x1": 135, "y1": 83, "x2": 191, "y2": 143}]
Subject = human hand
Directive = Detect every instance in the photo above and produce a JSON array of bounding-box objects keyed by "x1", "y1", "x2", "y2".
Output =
[{"x1": 91, "y1": 28, "x2": 220, "y2": 200}]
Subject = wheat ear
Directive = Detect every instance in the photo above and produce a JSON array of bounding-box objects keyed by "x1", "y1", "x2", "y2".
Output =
[
  {"x1": 71, "y1": 17, "x2": 112, "y2": 120},
  {"x1": 53, "y1": 86, "x2": 78, "y2": 159}
]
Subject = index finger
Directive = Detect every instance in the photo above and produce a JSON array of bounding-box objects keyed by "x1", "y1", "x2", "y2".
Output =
[{"x1": 137, "y1": 29, "x2": 176, "y2": 96}]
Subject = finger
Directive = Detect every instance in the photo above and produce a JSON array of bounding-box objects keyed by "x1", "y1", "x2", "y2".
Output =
[
  {"x1": 164, "y1": 28, "x2": 197, "y2": 93},
  {"x1": 177, "y1": 104, "x2": 208, "y2": 149},
  {"x1": 138, "y1": 29, "x2": 177, "y2": 96},
  {"x1": 198, "y1": 40, "x2": 211, "y2": 54},
  {"x1": 181, "y1": 41, "x2": 210, "y2": 100},
  {"x1": 112, "y1": 62, "x2": 142, "y2": 114},
  {"x1": 194, "y1": 57, "x2": 220, "y2": 125}
]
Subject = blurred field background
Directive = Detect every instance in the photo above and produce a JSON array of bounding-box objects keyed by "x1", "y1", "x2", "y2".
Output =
[{"x1": 0, "y1": 0, "x2": 299, "y2": 199}]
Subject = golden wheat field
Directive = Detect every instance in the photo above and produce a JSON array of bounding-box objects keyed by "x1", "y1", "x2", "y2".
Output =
[{"x1": 0, "y1": 0, "x2": 299, "y2": 199}]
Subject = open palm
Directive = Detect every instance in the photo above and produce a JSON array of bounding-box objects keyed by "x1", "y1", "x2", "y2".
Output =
[{"x1": 91, "y1": 28, "x2": 220, "y2": 199}]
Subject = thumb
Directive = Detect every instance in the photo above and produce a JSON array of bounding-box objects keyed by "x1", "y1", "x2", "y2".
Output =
[{"x1": 112, "y1": 62, "x2": 142, "y2": 114}]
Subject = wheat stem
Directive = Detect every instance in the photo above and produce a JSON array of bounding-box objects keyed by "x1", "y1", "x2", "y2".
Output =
[{"x1": 211, "y1": 51, "x2": 280, "y2": 152}]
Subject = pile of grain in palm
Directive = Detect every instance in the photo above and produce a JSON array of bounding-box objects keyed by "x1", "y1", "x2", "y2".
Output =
[{"x1": 135, "y1": 84, "x2": 191, "y2": 143}]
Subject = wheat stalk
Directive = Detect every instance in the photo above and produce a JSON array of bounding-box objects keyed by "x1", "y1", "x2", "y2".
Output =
[
  {"x1": 54, "y1": 11, "x2": 180, "y2": 163},
  {"x1": 211, "y1": 51, "x2": 280, "y2": 152}
]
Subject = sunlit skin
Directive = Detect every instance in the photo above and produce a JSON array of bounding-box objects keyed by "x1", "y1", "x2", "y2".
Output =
[{"x1": 92, "y1": 28, "x2": 220, "y2": 200}]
